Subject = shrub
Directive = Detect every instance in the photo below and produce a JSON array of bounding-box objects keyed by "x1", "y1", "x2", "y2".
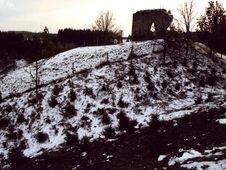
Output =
[
  {"x1": 0, "y1": 118, "x2": 10, "y2": 129},
  {"x1": 52, "y1": 85, "x2": 61, "y2": 96},
  {"x1": 17, "y1": 114, "x2": 26, "y2": 124},
  {"x1": 102, "y1": 114, "x2": 111, "y2": 125},
  {"x1": 161, "y1": 80, "x2": 168, "y2": 89},
  {"x1": 167, "y1": 70, "x2": 174, "y2": 78},
  {"x1": 66, "y1": 132, "x2": 78, "y2": 146},
  {"x1": 129, "y1": 75, "x2": 139, "y2": 85},
  {"x1": 8, "y1": 141, "x2": 27, "y2": 168},
  {"x1": 195, "y1": 96, "x2": 202, "y2": 104},
  {"x1": 147, "y1": 82, "x2": 155, "y2": 91},
  {"x1": 182, "y1": 58, "x2": 187, "y2": 66},
  {"x1": 80, "y1": 136, "x2": 90, "y2": 151},
  {"x1": 211, "y1": 68, "x2": 216, "y2": 75},
  {"x1": 117, "y1": 81, "x2": 123, "y2": 88},
  {"x1": 36, "y1": 132, "x2": 49, "y2": 143},
  {"x1": 103, "y1": 127, "x2": 115, "y2": 139},
  {"x1": 206, "y1": 93, "x2": 213, "y2": 102},
  {"x1": 101, "y1": 98, "x2": 109, "y2": 104},
  {"x1": 84, "y1": 87, "x2": 95, "y2": 99},
  {"x1": 117, "y1": 112, "x2": 137, "y2": 134},
  {"x1": 80, "y1": 116, "x2": 92, "y2": 128},
  {"x1": 144, "y1": 75, "x2": 151, "y2": 83},
  {"x1": 7, "y1": 128, "x2": 23, "y2": 140},
  {"x1": 175, "y1": 83, "x2": 181, "y2": 91},
  {"x1": 28, "y1": 93, "x2": 43, "y2": 105},
  {"x1": 48, "y1": 96, "x2": 58, "y2": 107},
  {"x1": 64, "y1": 103, "x2": 77, "y2": 117},
  {"x1": 128, "y1": 66, "x2": 136, "y2": 76},
  {"x1": 118, "y1": 97, "x2": 129, "y2": 108},
  {"x1": 0, "y1": 91, "x2": 2, "y2": 103},
  {"x1": 93, "y1": 108, "x2": 105, "y2": 116},
  {"x1": 207, "y1": 75, "x2": 217, "y2": 86},
  {"x1": 100, "y1": 84, "x2": 108, "y2": 91},
  {"x1": 45, "y1": 117, "x2": 51, "y2": 124},
  {"x1": 148, "y1": 114, "x2": 161, "y2": 132},
  {"x1": 199, "y1": 76, "x2": 205, "y2": 87},
  {"x1": 4, "y1": 104, "x2": 12, "y2": 113},
  {"x1": 68, "y1": 89, "x2": 76, "y2": 102}
]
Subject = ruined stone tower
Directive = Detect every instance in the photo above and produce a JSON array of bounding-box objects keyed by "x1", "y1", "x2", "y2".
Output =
[{"x1": 132, "y1": 9, "x2": 173, "y2": 40}]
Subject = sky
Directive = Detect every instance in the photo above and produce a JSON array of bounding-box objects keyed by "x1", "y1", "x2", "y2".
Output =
[{"x1": 1, "y1": 0, "x2": 226, "y2": 36}]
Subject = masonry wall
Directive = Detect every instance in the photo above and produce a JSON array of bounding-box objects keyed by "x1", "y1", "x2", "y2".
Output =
[{"x1": 132, "y1": 9, "x2": 173, "y2": 40}]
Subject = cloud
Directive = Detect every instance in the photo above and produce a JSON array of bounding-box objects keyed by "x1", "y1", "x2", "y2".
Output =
[{"x1": 0, "y1": 0, "x2": 14, "y2": 8}]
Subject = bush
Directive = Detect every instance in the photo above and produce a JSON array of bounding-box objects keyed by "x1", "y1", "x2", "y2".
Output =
[
  {"x1": 101, "y1": 98, "x2": 109, "y2": 104},
  {"x1": 64, "y1": 103, "x2": 77, "y2": 117},
  {"x1": 0, "y1": 118, "x2": 10, "y2": 129},
  {"x1": 4, "y1": 104, "x2": 12, "y2": 113},
  {"x1": 48, "y1": 96, "x2": 58, "y2": 107},
  {"x1": 80, "y1": 136, "x2": 90, "y2": 151},
  {"x1": 199, "y1": 76, "x2": 205, "y2": 87},
  {"x1": 6, "y1": 128, "x2": 23, "y2": 140},
  {"x1": 117, "y1": 81, "x2": 123, "y2": 88},
  {"x1": 147, "y1": 82, "x2": 155, "y2": 91},
  {"x1": 0, "y1": 91, "x2": 2, "y2": 103},
  {"x1": 93, "y1": 108, "x2": 105, "y2": 116},
  {"x1": 8, "y1": 141, "x2": 27, "y2": 168},
  {"x1": 175, "y1": 83, "x2": 181, "y2": 91},
  {"x1": 195, "y1": 96, "x2": 202, "y2": 104},
  {"x1": 27, "y1": 93, "x2": 43, "y2": 105},
  {"x1": 118, "y1": 97, "x2": 129, "y2": 108},
  {"x1": 117, "y1": 112, "x2": 137, "y2": 134},
  {"x1": 206, "y1": 93, "x2": 213, "y2": 102},
  {"x1": 161, "y1": 80, "x2": 168, "y2": 89},
  {"x1": 103, "y1": 127, "x2": 115, "y2": 139},
  {"x1": 68, "y1": 89, "x2": 76, "y2": 102},
  {"x1": 182, "y1": 58, "x2": 188, "y2": 66},
  {"x1": 102, "y1": 114, "x2": 111, "y2": 125},
  {"x1": 167, "y1": 70, "x2": 174, "y2": 78},
  {"x1": 84, "y1": 87, "x2": 95, "y2": 99},
  {"x1": 66, "y1": 132, "x2": 78, "y2": 146},
  {"x1": 36, "y1": 132, "x2": 49, "y2": 143},
  {"x1": 80, "y1": 116, "x2": 92, "y2": 128},
  {"x1": 148, "y1": 114, "x2": 161, "y2": 132},
  {"x1": 207, "y1": 75, "x2": 217, "y2": 86},
  {"x1": 17, "y1": 114, "x2": 26, "y2": 124},
  {"x1": 52, "y1": 85, "x2": 61, "y2": 96},
  {"x1": 144, "y1": 75, "x2": 151, "y2": 83}
]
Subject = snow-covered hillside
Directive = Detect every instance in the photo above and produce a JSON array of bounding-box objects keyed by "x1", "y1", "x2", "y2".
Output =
[{"x1": 0, "y1": 40, "x2": 225, "y2": 169}]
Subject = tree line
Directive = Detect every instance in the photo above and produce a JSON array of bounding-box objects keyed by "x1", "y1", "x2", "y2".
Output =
[
  {"x1": 0, "y1": 11, "x2": 122, "y2": 72},
  {"x1": 171, "y1": 0, "x2": 226, "y2": 56}
]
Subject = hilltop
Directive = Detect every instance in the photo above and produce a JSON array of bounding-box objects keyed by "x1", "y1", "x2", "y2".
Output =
[{"x1": 0, "y1": 40, "x2": 226, "y2": 169}]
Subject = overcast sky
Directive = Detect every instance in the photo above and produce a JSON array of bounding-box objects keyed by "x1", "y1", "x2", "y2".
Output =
[{"x1": 1, "y1": 0, "x2": 226, "y2": 36}]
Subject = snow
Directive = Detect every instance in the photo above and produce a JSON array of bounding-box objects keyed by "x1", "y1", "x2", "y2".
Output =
[
  {"x1": 158, "y1": 155, "x2": 167, "y2": 161},
  {"x1": 0, "y1": 39, "x2": 225, "y2": 168},
  {"x1": 216, "y1": 118, "x2": 226, "y2": 124},
  {"x1": 182, "y1": 159, "x2": 226, "y2": 170},
  {"x1": 168, "y1": 149, "x2": 202, "y2": 166}
]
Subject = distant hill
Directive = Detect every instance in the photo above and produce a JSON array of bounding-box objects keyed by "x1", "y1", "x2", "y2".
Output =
[{"x1": 8, "y1": 31, "x2": 57, "y2": 40}]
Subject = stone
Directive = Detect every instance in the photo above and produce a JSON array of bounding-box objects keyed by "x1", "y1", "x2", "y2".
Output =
[{"x1": 132, "y1": 9, "x2": 173, "y2": 40}]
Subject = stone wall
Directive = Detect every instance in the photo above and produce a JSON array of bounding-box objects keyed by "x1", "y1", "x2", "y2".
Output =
[{"x1": 132, "y1": 9, "x2": 173, "y2": 40}]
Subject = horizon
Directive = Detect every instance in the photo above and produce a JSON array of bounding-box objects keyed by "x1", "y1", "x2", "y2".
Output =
[{"x1": 1, "y1": 0, "x2": 226, "y2": 36}]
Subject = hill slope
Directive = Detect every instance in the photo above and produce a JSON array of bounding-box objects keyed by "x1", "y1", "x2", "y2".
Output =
[{"x1": 0, "y1": 40, "x2": 225, "y2": 169}]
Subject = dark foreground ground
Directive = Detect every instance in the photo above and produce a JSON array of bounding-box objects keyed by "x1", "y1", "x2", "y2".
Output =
[{"x1": 10, "y1": 106, "x2": 226, "y2": 170}]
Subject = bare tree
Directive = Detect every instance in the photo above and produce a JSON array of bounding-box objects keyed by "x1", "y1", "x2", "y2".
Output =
[
  {"x1": 178, "y1": 0, "x2": 196, "y2": 56},
  {"x1": 24, "y1": 60, "x2": 44, "y2": 97},
  {"x1": 92, "y1": 10, "x2": 121, "y2": 34}
]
